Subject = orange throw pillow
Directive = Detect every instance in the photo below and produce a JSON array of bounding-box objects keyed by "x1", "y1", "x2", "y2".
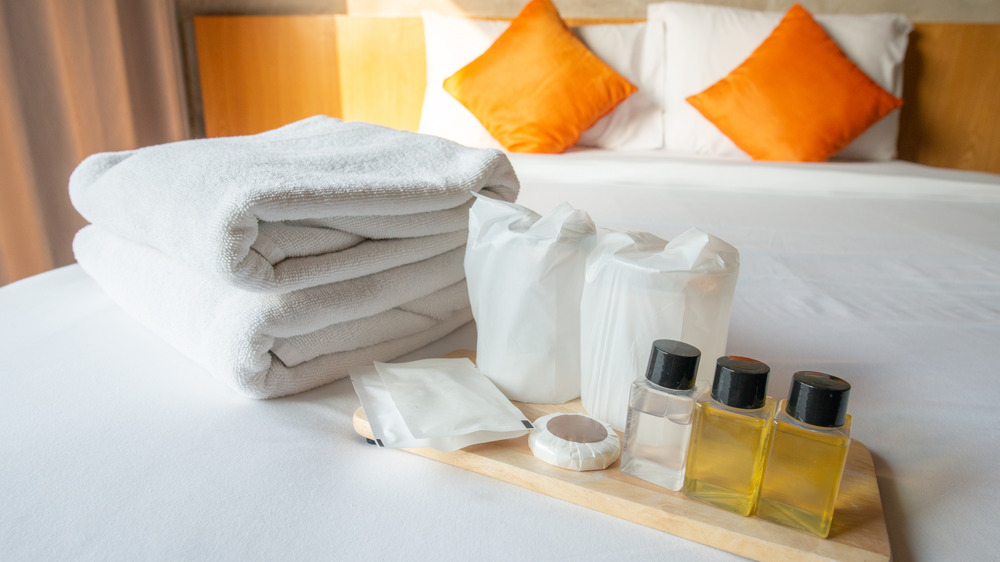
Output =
[
  {"x1": 443, "y1": 0, "x2": 637, "y2": 153},
  {"x1": 686, "y1": 4, "x2": 903, "y2": 162}
]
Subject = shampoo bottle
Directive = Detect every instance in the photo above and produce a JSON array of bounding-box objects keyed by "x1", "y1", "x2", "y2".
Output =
[
  {"x1": 621, "y1": 339, "x2": 701, "y2": 491},
  {"x1": 683, "y1": 356, "x2": 775, "y2": 516},
  {"x1": 756, "y1": 371, "x2": 852, "y2": 537}
]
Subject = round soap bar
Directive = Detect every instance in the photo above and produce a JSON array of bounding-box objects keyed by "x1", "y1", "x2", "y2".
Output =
[{"x1": 528, "y1": 413, "x2": 621, "y2": 471}]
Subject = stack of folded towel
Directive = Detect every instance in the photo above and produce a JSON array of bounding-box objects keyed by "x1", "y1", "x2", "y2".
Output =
[{"x1": 70, "y1": 116, "x2": 519, "y2": 398}]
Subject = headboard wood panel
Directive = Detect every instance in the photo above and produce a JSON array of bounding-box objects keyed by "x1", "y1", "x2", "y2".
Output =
[
  {"x1": 896, "y1": 23, "x2": 1000, "y2": 173},
  {"x1": 195, "y1": 15, "x2": 341, "y2": 138},
  {"x1": 194, "y1": 14, "x2": 1000, "y2": 174},
  {"x1": 334, "y1": 16, "x2": 425, "y2": 131}
]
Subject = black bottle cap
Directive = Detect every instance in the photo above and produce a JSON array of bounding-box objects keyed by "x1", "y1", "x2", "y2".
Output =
[
  {"x1": 786, "y1": 371, "x2": 851, "y2": 427},
  {"x1": 711, "y1": 356, "x2": 770, "y2": 409},
  {"x1": 645, "y1": 340, "x2": 700, "y2": 390}
]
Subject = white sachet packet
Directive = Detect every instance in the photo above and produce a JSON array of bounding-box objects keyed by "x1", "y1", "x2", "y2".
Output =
[{"x1": 350, "y1": 358, "x2": 531, "y2": 452}]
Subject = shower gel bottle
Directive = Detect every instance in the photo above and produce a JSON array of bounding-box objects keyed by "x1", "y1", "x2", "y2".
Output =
[
  {"x1": 683, "y1": 356, "x2": 775, "y2": 516},
  {"x1": 756, "y1": 371, "x2": 852, "y2": 537},
  {"x1": 621, "y1": 339, "x2": 701, "y2": 491}
]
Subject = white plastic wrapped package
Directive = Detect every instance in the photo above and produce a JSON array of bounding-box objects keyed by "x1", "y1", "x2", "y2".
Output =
[
  {"x1": 580, "y1": 228, "x2": 739, "y2": 431},
  {"x1": 528, "y1": 413, "x2": 621, "y2": 471},
  {"x1": 465, "y1": 194, "x2": 597, "y2": 403},
  {"x1": 350, "y1": 358, "x2": 531, "y2": 452}
]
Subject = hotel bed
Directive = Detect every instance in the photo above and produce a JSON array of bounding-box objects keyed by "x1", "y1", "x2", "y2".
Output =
[{"x1": 3, "y1": 2, "x2": 1000, "y2": 560}]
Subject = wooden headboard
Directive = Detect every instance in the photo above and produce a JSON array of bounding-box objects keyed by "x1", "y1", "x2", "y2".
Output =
[{"x1": 193, "y1": 15, "x2": 1000, "y2": 174}]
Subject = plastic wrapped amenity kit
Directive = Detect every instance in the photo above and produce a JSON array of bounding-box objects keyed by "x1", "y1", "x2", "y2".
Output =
[
  {"x1": 350, "y1": 358, "x2": 531, "y2": 452},
  {"x1": 465, "y1": 194, "x2": 596, "y2": 403},
  {"x1": 580, "y1": 228, "x2": 740, "y2": 431}
]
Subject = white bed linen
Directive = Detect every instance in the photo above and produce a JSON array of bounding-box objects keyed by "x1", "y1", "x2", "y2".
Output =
[{"x1": 3, "y1": 150, "x2": 999, "y2": 560}]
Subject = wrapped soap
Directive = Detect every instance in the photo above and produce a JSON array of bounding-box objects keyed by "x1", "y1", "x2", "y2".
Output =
[{"x1": 528, "y1": 413, "x2": 621, "y2": 471}]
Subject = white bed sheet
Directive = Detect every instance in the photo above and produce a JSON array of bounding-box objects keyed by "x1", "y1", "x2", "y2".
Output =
[{"x1": 3, "y1": 150, "x2": 999, "y2": 561}]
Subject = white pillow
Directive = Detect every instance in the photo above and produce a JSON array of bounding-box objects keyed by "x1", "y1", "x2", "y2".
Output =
[
  {"x1": 647, "y1": 2, "x2": 912, "y2": 161},
  {"x1": 418, "y1": 12, "x2": 665, "y2": 150},
  {"x1": 418, "y1": 13, "x2": 506, "y2": 150},
  {"x1": 574, "y1": 23, "x2": 665, "y2": 149}
]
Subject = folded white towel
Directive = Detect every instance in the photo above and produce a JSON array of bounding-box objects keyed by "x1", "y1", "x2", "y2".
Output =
[
  {"x1": 272, "y1": 280, "x2": 470, "y2": 367},
  {"x1": 69, "y1": 116, "x2": 519, "y2": 293},
  {"x1": 74, "y1": 225, "x2": 473, "y2": 398}
]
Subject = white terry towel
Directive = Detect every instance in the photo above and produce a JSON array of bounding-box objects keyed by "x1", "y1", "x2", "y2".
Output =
[
  {"x1": 69, "y1": 116, "x2": 520, "y2": 293},
  {"x1": 74, "y1": 225, "x2": 473, "y2": 398}
]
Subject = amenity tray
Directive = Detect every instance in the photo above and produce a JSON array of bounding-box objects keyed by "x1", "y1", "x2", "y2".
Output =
[{"x1": 351, "y1": 351, "x2": 889, "y2": 561}]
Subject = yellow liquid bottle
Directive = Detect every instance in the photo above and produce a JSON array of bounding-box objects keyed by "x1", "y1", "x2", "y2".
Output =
[
  {"x1": 683, "y1": 356, "x2": 775, "y2": 516},
  {"x1": 757, "y1": 372, "x2": 852, "y2": 538}
]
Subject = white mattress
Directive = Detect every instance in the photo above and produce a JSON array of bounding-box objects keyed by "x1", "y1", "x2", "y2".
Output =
[{"x1": 3, "y1": 150, "x2": 999, "y2": 560}]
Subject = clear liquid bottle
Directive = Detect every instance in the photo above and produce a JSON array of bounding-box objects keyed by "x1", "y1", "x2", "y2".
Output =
[
  {"x1": 621, "y1": 339, "x2": 701, "y2": 491},
  {"x1": 757, "y1": 371, "x2": 852, "y2": 537},
  {"x1": 683, "y1": 356, "x2": 775, "y2": 516}
]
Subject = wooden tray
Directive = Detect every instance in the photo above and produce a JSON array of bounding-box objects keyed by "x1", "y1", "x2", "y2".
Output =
[{"x1": 352, "y1": 353, "x2": 890, "y2": 561}]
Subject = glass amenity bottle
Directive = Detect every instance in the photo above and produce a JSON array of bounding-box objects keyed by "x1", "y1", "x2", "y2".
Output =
[
  {"x1": 621, "y1": 339, "x2": 701, "y2": 491},
  {"x1": 683, "y1": 356, "x2": 775, "y2": 516},
  {"x1": 756, "y1": 371, "x2": 852, "y2": 538}
]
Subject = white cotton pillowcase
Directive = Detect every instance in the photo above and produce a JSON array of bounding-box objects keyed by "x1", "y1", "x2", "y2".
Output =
[
  {"x1": 646, "y1": 2, "x2": 912, "y2": 161},
  {"x1": 418, "y1": 11, "x2": 665, "y2": 150},
  {"x1": 574, "y1": 23, "x2": 665, "y2": 149},
  {"x1": 418, "y1": 14, "x2": 507, "y2": 150}
]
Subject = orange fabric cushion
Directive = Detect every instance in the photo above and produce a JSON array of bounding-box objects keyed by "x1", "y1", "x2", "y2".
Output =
[
  {"x1": 442, "y1": 0, "x2": 637, "y2": 153},
  {"x1": 686, "y1": 4, "x2": 903, "y2": 162}
]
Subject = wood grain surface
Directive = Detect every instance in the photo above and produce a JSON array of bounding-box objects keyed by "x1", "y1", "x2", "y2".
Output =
[
  {"x1": 897, "y1": 23, "x2": 1000, "y2": 173},
  {"x1": 195, "y1": 15, "x2": 341, "y2": 137},
  {"x1": 333, "y1": 16, "x2": 425, "y2": 132}
]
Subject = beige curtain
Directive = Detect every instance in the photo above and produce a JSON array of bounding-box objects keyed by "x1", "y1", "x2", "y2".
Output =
[{"x1": 0, "y1": 0, "x2": 188, "y2": 286}]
